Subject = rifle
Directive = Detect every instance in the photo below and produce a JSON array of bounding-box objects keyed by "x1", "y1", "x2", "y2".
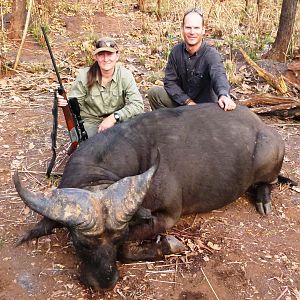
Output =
[{"x1": 41, "y1": 26, "x2": 88, "y2": 176}]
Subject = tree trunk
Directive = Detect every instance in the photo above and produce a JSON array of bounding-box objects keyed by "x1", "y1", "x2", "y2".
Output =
[
  {"x1": 8, "y1": 0, "x2": 27, "y2": 40},
  {"x1": 265, "y1": 0, "x2": 298, "y2": 62}
]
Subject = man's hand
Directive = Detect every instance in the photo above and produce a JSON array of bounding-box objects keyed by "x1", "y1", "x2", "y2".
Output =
[
  {"x1": 218, "y1": 95, "x2": 236, "y2": 111},
  {"x1": 98, "y1": 114, "x2": 117, "y2": 132},
  {"x1": 57, "y1": 94, "x2": 68, "y2": 107},
  {"x1": 185, "y1": 98, "x2": 197, "y2": 106}
]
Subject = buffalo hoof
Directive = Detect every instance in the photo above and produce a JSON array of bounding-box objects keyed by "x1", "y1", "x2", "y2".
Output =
[
  {"x1": 256, "y1": 202, "x2": 272, "y2": 215},
  {"x1": 163, "y1": 235, "x2": 186, "y2": 254}
]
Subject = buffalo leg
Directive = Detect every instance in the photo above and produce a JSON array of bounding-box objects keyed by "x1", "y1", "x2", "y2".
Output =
[
  {"x1": 254, "y1": 183, "x2": 272, "y2": 215},
  {"x1": 118, "y1": 235, "x2": 186, "y2": 262},
  {"x1": 16, "y1": 217, "x2": 62, "y2": 246}
]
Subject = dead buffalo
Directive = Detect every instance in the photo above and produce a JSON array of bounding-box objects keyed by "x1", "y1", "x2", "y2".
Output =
[{"x1": 14, "y1": 103, "x2": 294, "y2": 290}]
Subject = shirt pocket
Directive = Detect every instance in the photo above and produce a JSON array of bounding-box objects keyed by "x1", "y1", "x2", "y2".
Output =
[
  {"x1": 84, "y1": 89, "x2": 103, "y2": 114},
  {"x1": 109, "y1": 90, "x2": 125, "y2": 109},
  {"x1": 189, "y1": 73, "x2": 207, "y2": 87},
  {"x1": 88, "y1": 88, "x2": 101, "y2": 105}
]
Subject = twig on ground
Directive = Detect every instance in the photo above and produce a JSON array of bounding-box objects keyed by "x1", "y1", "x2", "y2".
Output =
[
  {"x1": 201, "y1": 267, "x2": 220, "y2": 300},
  {"x1": 173, "y1": 257, "x2": 178, "y2": 290},
  {"x1": 17, "y1": 170, "x2": 62, "y2": 176},
  {"x1": 191, "y1": 214, "x2": 198, "y2": 227},
  {"x1": 275, "y1": 287, "x2": 289, "y2": 300},
  {"x1": 116, "y1": 289, "x2": 126, "y2": 299},
  {"x1": 124, "y1": 261, "x2": 165, "y2": 266},
  {"x1": 148, "y1": 279, "x2": 179, "y2": 284},
  {"x1": 146, "y1": 269, "x2": 175, "y2": 274}
]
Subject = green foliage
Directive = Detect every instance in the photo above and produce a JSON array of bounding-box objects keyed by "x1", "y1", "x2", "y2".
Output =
[
  {"x1": 57, "y1": 0, "x2": 81, "y2": 15},
  {"x1": 224, "y1": 59, "x2": 242, "y2": 85},
  {"x1": 225, "y1": 33, "x2": 275, "y2": 60},
  {"x1": 0, "y1": 236, "x2": 6, "y2": 248},
  {"x1": 47, "y1": 174, "x2": 62, "y2": 187},
  {"x1": 146, "y1": 71, "x2": 165, "y2": 83},
  {"x1": 30, "y1": 24, "x2": 48, "y2": 46}
]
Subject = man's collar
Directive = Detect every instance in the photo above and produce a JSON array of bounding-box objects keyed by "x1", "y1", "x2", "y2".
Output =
[{"x1": 184, "y1": 40, "x2": 206, "y2": 57}]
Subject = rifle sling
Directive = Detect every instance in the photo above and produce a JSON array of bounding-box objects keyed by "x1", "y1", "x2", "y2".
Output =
[{"x1": 46, "y1": 90, "x2": 58, "y2": 177}]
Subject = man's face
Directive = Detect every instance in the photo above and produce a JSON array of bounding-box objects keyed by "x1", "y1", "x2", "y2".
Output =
[
  {"x1": 182, "y1": 12, "x2": 205, "y2": 48},
  {"x1": 95, "y1": 51, "x2": 119, "y2": 72}
]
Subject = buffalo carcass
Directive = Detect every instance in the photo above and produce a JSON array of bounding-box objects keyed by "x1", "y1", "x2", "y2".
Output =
[{"x1": 14, "y1": 103, "x2": 291, "y2": 290}]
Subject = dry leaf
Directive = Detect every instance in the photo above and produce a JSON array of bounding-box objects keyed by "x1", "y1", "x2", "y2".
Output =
[
  {"x1": 207, "y1": 241, "x2": 222, "y2": 251},
  {"x1": 11, "y1": 95, "x2": 22, "y2": 102},
  {"x1": 3, "y1": 257, "x2": 11, "y2": 261},
  {"x1": 28, "y1": 142, "x2": 35, "y2": 150},
  {"x1": 195, "y1": 239, "x2": 211, "y2": 252}
]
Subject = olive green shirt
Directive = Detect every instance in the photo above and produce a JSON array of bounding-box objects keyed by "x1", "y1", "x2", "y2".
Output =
[{"x1": 69, "y1": 63, "x2": 144, "y2": 124}]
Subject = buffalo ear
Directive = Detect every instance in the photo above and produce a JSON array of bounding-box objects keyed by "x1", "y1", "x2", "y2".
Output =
[
  {"x1": 103, "y1": 162, "x2": 158, "y2": 230},
  {"x1": 130, "y1": 207, "x2": 153, "y2": 226}
]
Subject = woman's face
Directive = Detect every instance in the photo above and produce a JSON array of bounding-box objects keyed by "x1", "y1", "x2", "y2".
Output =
[{"x1": 94, "y1": 51, "x2": 119, "y2": 72}]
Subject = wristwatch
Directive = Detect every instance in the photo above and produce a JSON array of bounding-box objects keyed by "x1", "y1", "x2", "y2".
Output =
[{"x1": 114, "y1": 112, "x2": 120, "y2": 123}]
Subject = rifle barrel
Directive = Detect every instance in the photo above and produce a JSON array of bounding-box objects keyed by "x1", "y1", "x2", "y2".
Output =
[{"x1": 41, "y1": 26, "x2": 63, "y2": 88}]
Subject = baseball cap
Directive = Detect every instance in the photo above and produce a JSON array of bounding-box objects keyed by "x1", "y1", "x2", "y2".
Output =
[{"x1": 93, "y1": 37, "x2": 119, "y2": 55}]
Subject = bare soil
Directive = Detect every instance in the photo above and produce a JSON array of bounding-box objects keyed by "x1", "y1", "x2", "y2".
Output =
[{"x1": 0, "y1": 6, "x2": 299, "y2": 300}]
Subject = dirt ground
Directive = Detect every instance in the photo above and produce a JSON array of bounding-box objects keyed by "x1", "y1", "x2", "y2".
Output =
[{"x1": 0, "y1": 5, "x2": 300, "y2": 300}]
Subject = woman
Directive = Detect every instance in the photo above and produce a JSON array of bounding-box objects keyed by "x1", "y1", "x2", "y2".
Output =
[{"x1": 58, "y1": 37, "x2": 144, "y2": 137}]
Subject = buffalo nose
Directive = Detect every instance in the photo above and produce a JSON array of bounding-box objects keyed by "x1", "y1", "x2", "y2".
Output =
[{"x1": 81, "y1": 269, "x2": 119, "y2": 291}]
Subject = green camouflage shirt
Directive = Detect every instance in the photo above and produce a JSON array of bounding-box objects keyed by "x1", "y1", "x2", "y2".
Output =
[{"x1": 69, "y1": 62, "x2": 144, "y2": 124}]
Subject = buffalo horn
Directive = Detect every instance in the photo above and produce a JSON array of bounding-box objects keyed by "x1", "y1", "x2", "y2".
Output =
[
  {"x1": 103, "y1": 161, "x2": 158, "y2": 230},
  {"x1": 13, "y1": 171, "x2": 105, "y2": 234}
]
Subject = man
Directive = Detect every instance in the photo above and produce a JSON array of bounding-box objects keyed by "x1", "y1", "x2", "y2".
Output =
[
  {"x1": 148, "y1": 8, "x2": 236, "y2": 111},
  {"x1": 58, "y1": 37, "x2": 144, "y2": 137}
]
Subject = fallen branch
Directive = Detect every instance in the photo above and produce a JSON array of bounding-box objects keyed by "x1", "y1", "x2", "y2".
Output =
[
  {"x1": 236, "y1": 94, "x2": 300, "y2": 107},
  {"x1": 282, "y1": 75, "x2": 300, "y2": 91},
  {"x1": 13, "y1": 0, "x2": 34, "y2": 70},
  {"x1": 251, "y1": 103, "x2": 300, "y2": 114},
  {"x1": 236, "y1": 94, "x2": 300, "y2": 118},
  {"x1": 239, "y1": 48, "x2": 288, "y2": 94}
]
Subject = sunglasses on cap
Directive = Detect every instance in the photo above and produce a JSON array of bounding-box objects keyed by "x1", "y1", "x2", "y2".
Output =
[{"x1": 93, "y1": 38, "x2": 119, "y2": 55}]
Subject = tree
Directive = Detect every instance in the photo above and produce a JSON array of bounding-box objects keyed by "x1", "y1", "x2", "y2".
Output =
[
  {"x1": 265, "y1": 0, "x2": 298, "y2": 62},
  {"x1": 8, "y1": 0, "x2": 26, "y2": 40}
]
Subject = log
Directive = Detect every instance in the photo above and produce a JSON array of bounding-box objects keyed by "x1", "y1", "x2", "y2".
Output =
[
  {"x1": 239, "y1": 48, "x2": 288, "y2": 94},
  {"x1": 236, "y1": 94, "x2": 300, "y2": 118},
  {"x1": 236, "y1": 94, "x2": 300, "y2": 107}
]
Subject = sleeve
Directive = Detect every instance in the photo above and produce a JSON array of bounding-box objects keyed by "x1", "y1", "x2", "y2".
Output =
[
  {"x1": 206, "y1": 48, "x2": 231, "y2": 98},
  {"x1": 116, "y1": 70, "x2": 144, "y2": 122},
  {"x1": 163, "y1": 48, "x2": 190, "y2": 105}
]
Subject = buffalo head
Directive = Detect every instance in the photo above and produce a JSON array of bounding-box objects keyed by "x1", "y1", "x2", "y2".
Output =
[{"x1": 14, "y1": 163, "x2": 157, "y2": 290}]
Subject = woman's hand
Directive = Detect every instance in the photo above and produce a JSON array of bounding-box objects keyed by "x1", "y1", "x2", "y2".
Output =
[
  {"x1": 98, "y1": 114, "x2": 117, "y2": 132},
  {"x1": 57, "y1": 94, "x2": 68, "y2": 107}
]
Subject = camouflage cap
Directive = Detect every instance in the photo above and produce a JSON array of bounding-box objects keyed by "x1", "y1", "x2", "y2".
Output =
[{"x1": 93, "y1": 37, "x2": 119, "y2": 55}]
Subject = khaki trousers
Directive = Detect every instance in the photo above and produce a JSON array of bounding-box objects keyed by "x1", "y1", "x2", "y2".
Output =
[{"x1": 148, "y1": 86, "x2": 180, "y2": 110}]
